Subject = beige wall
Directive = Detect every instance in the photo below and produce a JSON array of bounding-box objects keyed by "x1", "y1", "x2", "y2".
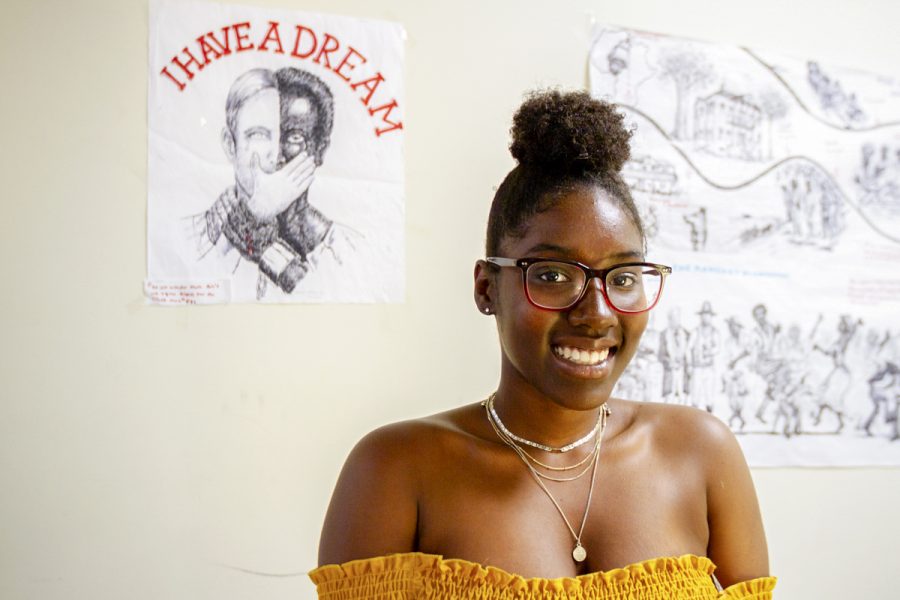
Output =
[{"x1": 1, "y1": 0, "x2": 898, "y2": 598}]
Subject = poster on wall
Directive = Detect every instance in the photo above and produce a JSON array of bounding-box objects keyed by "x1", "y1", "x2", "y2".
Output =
[
  {"x1": 147, "y1": 0, "x2": 405, "y2": 304},
  {"x1": 591, "y1": 25, "x2": 900, "y2": 466}
]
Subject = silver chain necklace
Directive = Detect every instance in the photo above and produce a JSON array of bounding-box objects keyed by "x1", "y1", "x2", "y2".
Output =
[
  {"x1": 483, "y1": 394, "x2": 611, "y2": 562},
  {"x1": 485, "y1": 397, "x2": 602, "y2": 483},
  {"x1": 485, "y1": 394, "x2": 603, "y2": 453}
]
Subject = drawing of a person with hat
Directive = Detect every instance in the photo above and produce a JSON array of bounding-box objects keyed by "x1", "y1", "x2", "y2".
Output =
[{"x1": 690, "y1": 301, "x2": 720, "y2": 413}]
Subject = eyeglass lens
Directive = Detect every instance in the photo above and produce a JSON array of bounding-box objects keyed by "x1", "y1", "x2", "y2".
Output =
[{"x1": 525, "y1": 262, "x2": 663, "y2": 311}]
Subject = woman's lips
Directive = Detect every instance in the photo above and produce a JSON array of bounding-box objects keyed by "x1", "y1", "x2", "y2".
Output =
[{"x1": 551, "y1": 344, "x2": 616, "y2": 366}]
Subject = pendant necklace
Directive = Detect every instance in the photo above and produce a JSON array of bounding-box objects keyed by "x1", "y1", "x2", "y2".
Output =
[{"x1": 483, "y1": 394, "x2": 611, "y2": 562}]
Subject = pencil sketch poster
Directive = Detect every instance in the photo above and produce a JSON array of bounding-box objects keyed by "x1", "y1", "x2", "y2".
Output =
[
  {"x1": 147, "y1": 0, "x2": 405, "y2": 304},
  {"x1": 591, "y1": 26, "x2": 900, "y2": 466}
]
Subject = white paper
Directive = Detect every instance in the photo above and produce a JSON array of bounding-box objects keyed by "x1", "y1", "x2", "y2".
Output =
[
  {"x1": 147, "y1": 0, "x2": 405, "y2": 303},
  {"x1": 591, "y1": 25, "x2": 900, "y2": 465}
]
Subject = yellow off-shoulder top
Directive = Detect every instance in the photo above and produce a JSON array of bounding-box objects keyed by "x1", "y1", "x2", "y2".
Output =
[{"x1": 309, "y1": 552, "x2": 776, "y2": 599}]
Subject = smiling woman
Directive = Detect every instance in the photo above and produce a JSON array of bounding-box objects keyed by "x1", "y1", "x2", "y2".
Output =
[{"x1": 310, "y1": 90, "x2": 776, "y2": 599}]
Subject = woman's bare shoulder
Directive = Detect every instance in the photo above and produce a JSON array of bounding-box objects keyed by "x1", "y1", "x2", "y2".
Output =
[
  {"x1": 619, "y1": 399, "x2": 768, "y2": 585},
  {"x1": 623, "y1": 399, "x2": 739, "y2": 457},
  {"x1": 353, "y1": 402, "x2": 489, "y2": 462},
  {"x1": 317, "y1": 402, "x2": 488, "y2": 566}
]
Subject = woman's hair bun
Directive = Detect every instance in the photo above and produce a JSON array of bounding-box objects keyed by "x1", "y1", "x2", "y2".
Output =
[{"x1": 509, "y1": 90, "x2": 631, "y2": 177}]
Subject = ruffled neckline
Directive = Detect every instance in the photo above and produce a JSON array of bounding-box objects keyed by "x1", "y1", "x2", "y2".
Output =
[{"x1": 310, "y1": 552, "x2": 776, "y2": 597}]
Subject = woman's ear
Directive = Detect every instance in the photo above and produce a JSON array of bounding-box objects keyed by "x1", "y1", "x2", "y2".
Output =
[{"x1": 473, "y1": 260, "x2": 495, "y2": 315}]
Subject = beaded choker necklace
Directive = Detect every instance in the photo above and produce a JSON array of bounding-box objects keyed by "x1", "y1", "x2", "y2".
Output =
[{"x1": 484, "y1": 395, "x2": 604, "y2": 453}]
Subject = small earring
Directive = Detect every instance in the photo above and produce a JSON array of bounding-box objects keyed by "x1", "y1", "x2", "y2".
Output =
[{"x1": 482, "y1": 307, "x2": 492, "y2": 314}]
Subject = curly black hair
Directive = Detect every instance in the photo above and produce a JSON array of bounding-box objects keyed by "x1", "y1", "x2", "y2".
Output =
[{"x1": 485, "y1": 90, "x2": 643, "y2": 255}]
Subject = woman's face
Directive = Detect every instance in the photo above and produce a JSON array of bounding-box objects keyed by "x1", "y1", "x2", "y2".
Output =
[{"x1": 490, "y1": 185, "x2": 649, "y2": 409}]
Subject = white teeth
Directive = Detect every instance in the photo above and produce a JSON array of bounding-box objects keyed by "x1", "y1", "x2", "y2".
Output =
[{"x1": 553, "y1": 345, "x2": 610, "y2": 366}]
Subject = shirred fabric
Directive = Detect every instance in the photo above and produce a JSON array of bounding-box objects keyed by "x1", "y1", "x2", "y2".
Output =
[{"x1": 309, "y1": 552, "x2": 776, "y2": 599}]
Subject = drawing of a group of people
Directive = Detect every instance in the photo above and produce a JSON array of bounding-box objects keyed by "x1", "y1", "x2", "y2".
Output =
[
  {"x1": 807, "y1": 61, "x2": 866, "y2": 126},
  {"x1": 778, "y1": 163, "x2": 845, "y2": 245},
  {"x1": 615, "y1": 301, "x2": 900, "y2": 441},
  {"x1": 856, "y1": 143, "x2": 900, "y2": 213}
]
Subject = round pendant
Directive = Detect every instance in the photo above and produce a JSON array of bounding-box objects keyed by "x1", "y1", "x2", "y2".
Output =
[{"x1": 572, "y1": 543, "x2": 587, "y2": 562}]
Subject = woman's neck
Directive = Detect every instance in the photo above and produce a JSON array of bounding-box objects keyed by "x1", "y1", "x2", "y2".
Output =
[{"x1": 492, "y1": 367, "x2": 610, "y2": 452}]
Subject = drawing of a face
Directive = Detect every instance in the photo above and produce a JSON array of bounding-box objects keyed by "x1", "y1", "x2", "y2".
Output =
[
  {"x1": 275, "y1": 67, "x2": 334, "y2": 167},
  {"x1": 230, "y1": 87, "x2": 280, "y2": 197},
  {"x1": 279, "y1": 94, "x2": 320, "y2": 167},
  {"x1": 752, "y1": 305, "x2": 767, "y2": 327},
  {"x1": 668, "y1": 307, "x2": 681, "y2": 329}
]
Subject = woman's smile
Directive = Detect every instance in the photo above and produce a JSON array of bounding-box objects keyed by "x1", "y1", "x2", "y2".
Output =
[
  {"x1": 552, "y1": 344, "x2": 611, "y2": 366},
  {"x1": 550, "y1": 344, "x2": 616, "y2": 380},
  {"x1": 552, "y1": 340, "x2": 620, "y2": 368}
]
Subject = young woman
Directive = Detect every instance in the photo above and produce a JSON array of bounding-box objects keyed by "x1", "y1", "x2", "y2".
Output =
[{"x1": 311, "y1": 91, "x2": 775, "y2": 599}]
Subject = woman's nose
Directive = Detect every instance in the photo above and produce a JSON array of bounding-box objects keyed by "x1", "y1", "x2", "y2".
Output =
[{"x1": 568, "y1": 278, "x2": 617, "y2": 329}]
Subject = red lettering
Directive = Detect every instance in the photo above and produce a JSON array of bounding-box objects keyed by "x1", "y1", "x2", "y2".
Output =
[
  {"x1": 160, "y1": 21, "x2": 399, "y2": 130},
  {"x1": 196, "y1": 35, "x2": 223, "y2": 64},
  {"x1": 313, "y1": 33, "x2": 340, "y2": 69},
  {"x1": 350, "y1": 72, "x2": 384, "y2": 106},
  {"x1": 170, "y1": 46, "x2": 207, "y2": 81},
  {"x1": 369, "y1": 99, "x2": 403, "y2": 136},
  {"x1": 257, "y1": 20, "x2": 285, "y2": 54},
  {"x1": 206, "y1": 27, "x2": 233, "y2": 56},
  {"x1": 334, "y1": 46, "x2": 367, "y2": 82},
  {"x1": 291, "y1": 25, "x2": 318, "y2": 59},
  {"x1": 232, "y1": 22, "x2": 254, "y2": 52},
  {"x1": 160, "y1": 65, "x2": 186, "y2": 91}
]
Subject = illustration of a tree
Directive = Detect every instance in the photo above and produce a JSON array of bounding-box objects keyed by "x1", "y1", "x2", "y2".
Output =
[
  {"x1": 658, "y1": 48, "x2": 714, "y2": 140},
  {"x1": 758, "y1": 89, "x2": 790, "y2": 159}
]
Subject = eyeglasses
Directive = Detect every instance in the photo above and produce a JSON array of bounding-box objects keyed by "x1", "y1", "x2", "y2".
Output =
[{"x1": 486, "y1": 257, "x2": 672, "y2": 314}]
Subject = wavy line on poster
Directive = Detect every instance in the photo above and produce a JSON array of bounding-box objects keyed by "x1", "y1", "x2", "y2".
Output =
[
  {"x1": 620, "y1": 104, "x2": 900, "y2": 244},
  {"x1": 741, "y1": 47, "x2": 900, "y2": 132}
]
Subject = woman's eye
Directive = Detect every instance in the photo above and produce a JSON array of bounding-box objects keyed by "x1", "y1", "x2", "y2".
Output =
[
  {"x1": 537, "y1": 269, "x2": 570, "y2": 283},
  {"x1": 610, "y1": 273, "x2": 637, "y2": 288}
]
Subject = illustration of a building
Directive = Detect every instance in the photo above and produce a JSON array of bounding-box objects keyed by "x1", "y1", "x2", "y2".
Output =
[
  {"x1": 622, "y1": 155, "x2": 678, "y2": 195},
  {"x1": 694, "y1": 90, "x2": 763, "y2": 161}
]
